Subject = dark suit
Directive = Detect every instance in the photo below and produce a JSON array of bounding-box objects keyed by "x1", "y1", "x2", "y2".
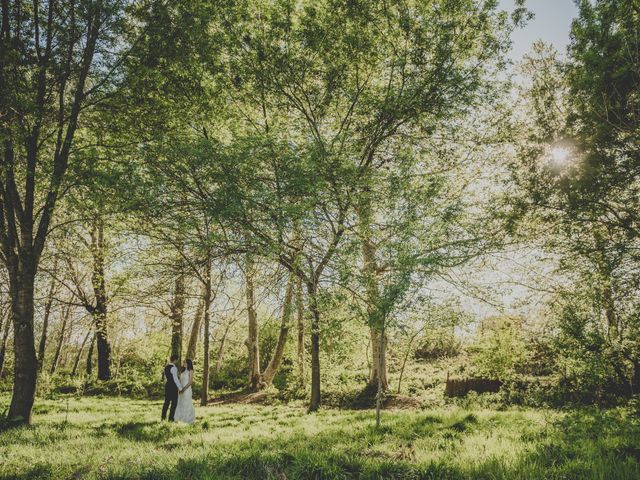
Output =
[{"x1": 161, "y1": 363, "x2": 180, "y2": 421}]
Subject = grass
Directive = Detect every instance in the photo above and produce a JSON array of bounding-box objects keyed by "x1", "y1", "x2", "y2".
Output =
[{"x1": 0, "y1": 395, "x2": 639, "y2": 479}]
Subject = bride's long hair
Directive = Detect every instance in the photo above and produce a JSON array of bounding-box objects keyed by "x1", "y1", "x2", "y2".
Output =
[{"x1": 181, "y1": 359, "x2": 193, "y2": 373}]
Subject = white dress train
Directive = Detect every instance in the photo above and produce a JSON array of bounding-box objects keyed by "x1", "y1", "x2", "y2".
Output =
[{"x1": 174, "y1": 370, "x2": 196, "y2": 424}]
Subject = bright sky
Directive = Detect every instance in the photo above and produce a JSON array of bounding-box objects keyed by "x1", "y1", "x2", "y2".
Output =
[
  {"x1": 500, "y1": 0, "x2": 580, "y2": 60},
  {"x1": 427, "y1": 2, "x2": 581, "y2": 321}
]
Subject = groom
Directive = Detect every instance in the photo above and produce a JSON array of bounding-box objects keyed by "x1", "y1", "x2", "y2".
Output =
[{"x1": 161, "y1": 354, "x2": 183, "y2": 422}]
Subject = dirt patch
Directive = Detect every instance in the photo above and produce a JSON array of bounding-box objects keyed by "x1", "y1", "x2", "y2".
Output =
[
  {"x1": 382, "y1": 395, "x2": 424, "y2": 409},
  {"x1": 207, "y1": 390, "x2": 275, "y2": 405}
]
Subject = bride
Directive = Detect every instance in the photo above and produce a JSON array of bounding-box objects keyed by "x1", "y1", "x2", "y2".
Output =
[{"x1": 174, "y1": 359, "x2": 196, "y2": 424}]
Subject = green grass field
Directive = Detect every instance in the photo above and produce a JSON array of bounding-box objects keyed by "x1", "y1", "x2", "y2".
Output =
[{"x1": 1, "y1": 396, "x2": 639, "y2": 479}]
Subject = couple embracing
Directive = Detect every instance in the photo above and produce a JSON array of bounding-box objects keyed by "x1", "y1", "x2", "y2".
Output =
[{"x1": 161, "y1": 354, "x2": 196, "y2": 424}]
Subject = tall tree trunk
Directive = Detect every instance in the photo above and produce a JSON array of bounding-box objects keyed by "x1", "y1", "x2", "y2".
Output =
[
  {"x1": 37, "y1": 263, "x2": 58, "y2": 371},
  {"x1": 86, "y1": 333, "x2": 96, "y2": 376},
  {"x1": 0, "y1": 308, "x2": 11, "y2": 377},
  {"x1": 632, "y1": 360, "x2": 640, "y2": 396},
  {"x1": 49, "y1": 303, "x2": 71, "y2": 375},
  {"x1": 212, "y1": 323, "x2": 231, "y2": 380},
  {"x1": 200, "y1": 256, "x2": 213, "y2": 406},
  {"x1": 397, "y1": 325, "x2": 427, "y2": 394},
  {"x1": 89, "y1": 219, "x2": 111, "y2": 380},
  {"x1": 71, "y1": 329, "x2": 92, "y2": 376},
  {"x1": 307, "y1": 279, "x2": 321, "y2": 412},
  {"x1": 245, "y1": 255, "x2": 262, "y2": 391},
  {"x1": 169, "y1": 265, "x2": 186, "y2": 364},
  {"x1": 375, "y1": 318, "x2": 386, "y2": 428},
  {"x1": 185, "y1": 288, "x2": 204, "y2": 361},
  {"x1": 296, "y1": 277, "x2": 305, "y2": 385},
  {"x1": 358, "y1": 189, "x2": 388, "y2": 391},
  {"x1": 7, "y1": 261, "x2": 38, "y2": 423},
  {"x1": 603, "y1": 279, "x2": 619, "y2": 341},
  {"x1": 262, "y1": 273, "x2": 296, "y2": 385}
]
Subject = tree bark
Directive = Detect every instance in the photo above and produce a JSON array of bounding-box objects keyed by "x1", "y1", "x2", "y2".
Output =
[
  {"x1": 245, "y1": 255, "x2": 262, "y2": 391},
  {"x1": 369, "y1": 329, "x2": 388, "y2": 390},
  {"x1": 89, "y1": 219, "x2": 111, "y2": 380},
  {"x1": 0, "y1": 307, "x2": 11, "y2": 377},
  {"x1": 375, "y1": 318, "x2": 386, "y2": 428},
  {"x1": 185, "y1": 288, "x2": 204, "y2": 361},
  {"x1": 37, "y1": 264, "x2": 58, "y2": 371},
  {"x1": 397, "y1": 325, "x2": 427, "y2": 394},
  {"x1": 307, "y1": 280, "x2": 321, "y2": 411},
  {"x1": 358, "y1": 188, "x2": 388, "y2": 391},
  {"x1": 7, "y1": 262, "x2": 38, "y2": 423},
  {"x1": 49, "y1": 303, "x2": 71, "y2": 375},
  {"x1": 296, "y1": 276, "x2": 305, "y2": 385},
  {"x1": 169, "y1": 265, "x2": 186, "y2": 364},
  {"x1": 71, "y1": 329, "x2": 92, "y2": 376},
  {"x1": 200, "y1": 252, "x2": 213, "y2": 407},
  {"x1": 212, "y1": 324, "x2": 231, "y2": 380},
  {"x1": 262, "y1": 273, "x2": 296, "y2": 386},
  {"x1": 86, "y1": 333, "x2": 96, "y2": 376},
  {"x1": 200, "y1": 254, "x2": 213, "y2": 406}
]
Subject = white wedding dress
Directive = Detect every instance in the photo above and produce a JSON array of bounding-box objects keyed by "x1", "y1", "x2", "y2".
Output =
[{"x1": 174, "y1": 370, "x2": 196, "y2": 424}]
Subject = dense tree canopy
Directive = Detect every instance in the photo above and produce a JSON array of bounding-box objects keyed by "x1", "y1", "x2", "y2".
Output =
[{"x1": 1, "y1": 0, "x2": 639, "y2": 431}]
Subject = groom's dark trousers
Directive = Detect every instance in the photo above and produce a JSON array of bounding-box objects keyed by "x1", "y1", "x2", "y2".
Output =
[{"x1": 161, "y1": 364, "x2": 179, "y2": 421}]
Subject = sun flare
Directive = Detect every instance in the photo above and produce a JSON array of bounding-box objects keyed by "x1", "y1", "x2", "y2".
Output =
[{"x1": 550, "y1": 146, "x2": 570, "y2": 165}]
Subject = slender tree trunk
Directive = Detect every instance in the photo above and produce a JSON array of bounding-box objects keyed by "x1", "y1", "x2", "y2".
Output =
[
  {"x1": 200, "y1": 255, "x2": 213, "y2": 406},
  {"x1": 169, "y1": 265, "x2": 186, "y2": 364},
  {"x1": 71, "y1": 329, "x2": 92, "y2": 376},
  {"x1": 89, "y1": 219, "x2": 111, "y2": 380},
  {"x1": 358, "y1": 189, "x2": 388, "y2": 391},
  {"x1": 0, "y1": 309, "x2": 12, "y2": 377},
  {"x1": 397, "y1": 325, "x2": 426, "y2": 394},
  {"x1": 49, "y1": 303, "x2": 71, "y2": 375},
  {"x1": 603, "y1": 280, "x2": 619, "y2": 341},
  {"x1": 296, "y1": 277, "x2": 305, "y2": 385},
  {"x1": 86, "y1": 333, "x2": 96, "y2": 376},
  {"x1": 0, "y1": 306, "x2": 7, "y2": 375},
  {"x1": 37, "y1": 264, "x2": 58, "y2": 371},
  {"x1": 245, "y1": 255, "x2": 262, "y2": 391},
  {"x1": 262, "y1": 273, "x2": 296, "y2": 385},
  {"x1": 632, "y1": 360, "x2": 640, "y2": 396},
  {"x1": 186, "y1": 289, "x2": 204, "y2": 361},
  {"x1": 307, "y1": 280, "x2": 321, "y2": 412},
  {"x1": 212, "y1": 324, "x2": 231, "y2": 380},
  {"x1": 375, "y1": 318, "x2": 386, "y2": 428}
]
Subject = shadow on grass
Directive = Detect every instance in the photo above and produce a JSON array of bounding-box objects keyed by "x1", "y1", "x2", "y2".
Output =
[
  {"x1": 2, "y1": 409, "x2": 640, "y2": 480},
  {"x1": 111, "y1": 420, "x2": 183, "y2": 442}
]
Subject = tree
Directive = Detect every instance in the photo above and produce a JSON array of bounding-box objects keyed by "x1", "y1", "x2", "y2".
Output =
[
  {"x1": 0, "y1": 287, "x2": 10, "y2": 376},
  {"x1": 0, "y1": 0, "x2": 127, "y2": 423},
  {"x1": 169, "y1": 258, "x2": 186, "y2": 365},
  {"x1": 49, "y1": 302, "x2": 72, "y2": 375},
  {"x1": 37, "y1": 258, "x2": 59, "y2": 370},
  {"x1": 214, "y1": 0, "x2": 513, "y2": 411},
  {"x1": 186, "y1": 291, "x2": 205, "y2": 361},
  {"x1": 244, "y1": 254, "x2": 262, "y2": 390},
  {"x1": 504, "y1": 0, "x2": 640, "y2": 399}
]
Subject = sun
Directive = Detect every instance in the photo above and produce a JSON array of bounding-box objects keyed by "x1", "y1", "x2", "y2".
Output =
[{"x1": 550, "y1": 146, "x2": 570, "y2": 165}]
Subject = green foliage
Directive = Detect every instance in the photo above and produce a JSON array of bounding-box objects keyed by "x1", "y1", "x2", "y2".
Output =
[
  {"x1": 469, "y1": 316, "x2": 529, "y2": 381},
  {"x1": 414, "y1": 329, "x2": 462, "y2": 361}
]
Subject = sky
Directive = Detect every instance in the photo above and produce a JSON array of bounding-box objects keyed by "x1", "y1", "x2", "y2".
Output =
[
  {"x1": 499, "y1": 0, "x2": 580, "y2": 60},
  {"x1": 428, "y1": 2, "x2": 582, "y2": 321}
]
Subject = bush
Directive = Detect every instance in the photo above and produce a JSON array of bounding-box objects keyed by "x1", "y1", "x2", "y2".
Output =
[{"x1": 414, "y1": 328, "x2": 461, "y2": 361}]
